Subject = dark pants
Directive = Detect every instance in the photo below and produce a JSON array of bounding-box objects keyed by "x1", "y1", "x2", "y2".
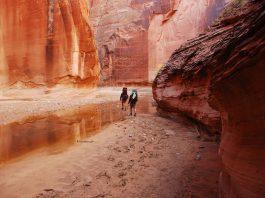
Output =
[{"x1": 130, "y1": 102, "x2": 136, "y2": 115}]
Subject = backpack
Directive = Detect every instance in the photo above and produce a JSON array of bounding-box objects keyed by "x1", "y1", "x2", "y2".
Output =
[
  {"x1": 121, "y1": 87, "x2": 128, "y2": 101},
  {"x1": 130, "y1": 90, "x2": 138, "y2": 103},
  {"x1": 122, "y1": 87, "x2": 127, "y2": 94}
]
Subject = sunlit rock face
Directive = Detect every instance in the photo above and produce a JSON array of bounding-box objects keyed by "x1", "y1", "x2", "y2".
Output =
[
  {"x1": 89, "y1": 0, "x2": 226, "y2": 84},
  {"x1": 153, "y1": 1, "x2": 265, "y2": 197},
  {"x1": 0, "y1": 0, "x2": 99, "y2": 87},
  {"x1": 148, "y1": 0, "x2": 227, "y2": 81}
]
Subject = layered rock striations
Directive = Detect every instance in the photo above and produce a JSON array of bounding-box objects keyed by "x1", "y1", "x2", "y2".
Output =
[
  {"x1": 89, "y1": 0, "x2": 227, "y2": 84},
  {"x1": 153, "y1": 1, "x2": 265, "y2": 197},
  {"x1": 0, "y1": 0, "x2": 99, "y2": 87},
  {"x1": 148, "y1": 0, "x2": 228, "y2": 82}
]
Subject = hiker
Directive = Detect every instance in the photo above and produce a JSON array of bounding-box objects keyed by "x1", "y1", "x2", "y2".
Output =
[
  {"x1": 120, "y1": 87, "x2": 128, "y2": 110},
  {"x1": 128, "y1": 89, "x2": 138, "y2": 116}
]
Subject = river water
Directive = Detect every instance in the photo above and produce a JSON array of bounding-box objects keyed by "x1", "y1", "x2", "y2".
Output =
[{"x1": 0, "y1": 96, "x2": 155, "y2": 165}]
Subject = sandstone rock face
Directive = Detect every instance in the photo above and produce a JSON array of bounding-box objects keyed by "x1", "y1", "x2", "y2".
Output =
[
  {"x1": 153, "y1": 1, "x2": 265, "y2": 197},
  {"x1": 148, "y1": 0, "x2": 228, "y2": 81},
  {"x1": 89, "y1": 0, "x2": 226, "y2": 84},
  {"x1": 0, "y1": 0, "x2": 99, "y2": 87}
]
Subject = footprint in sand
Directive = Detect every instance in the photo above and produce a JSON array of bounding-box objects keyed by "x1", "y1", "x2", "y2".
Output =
[
  {"x1": 113, "y1": 160, "x2": 124, "y2": 168},
  {"x1": 122, "y1": 160, "x2": 135, "y2": 171},
  {"x1": 107, "y1": 155, "x2": 115, "y2": 162},
  {"x1": 113, "y1": 146, "x2": 122, "y2": 153},
  {"x1": 122, "y1": 145, "x2": 130, "y2": 153},
  {"x1": 106, "y1": 145, "x2": 113, "y2": 150},
  {"x1": 138, "y1": 155, "x2": 146, "y2": 162},
  {"x1": 129, "y1": 137, "x2": 136, "y2": 142},
  {"x1": 96, "y1": 171, "x2": 111, "y2": 184},
  {"x1": 71, "y1": 176, "x2": 81, "y2": 185},
  {"x1": 138, "y1": 146, "x2": 146, "y2": 153},
  {"x1": 113, "y1": 178, "x2": 127, "y2": 188},
  {"x1": 118, "y1": 171, "x2": 127, "y2": 178},
  {"x1": 154, "y1": 145, "x2": 161, "y2": 150},
  {"x1": 83, "y1": 180, "x2": 92, "y2": 187},
  {"x1": 138, "y1": 137, "x2": 146, "y2": 142},
  {"x1": 36, "y1": 189, "x2": 64, "y2": 198},
  {"x1": 118, "y1": 178, "x2": 127, "y2": 187},
  {"x1": 147, "y1": 151, "x2": 160, "y2": 158}
]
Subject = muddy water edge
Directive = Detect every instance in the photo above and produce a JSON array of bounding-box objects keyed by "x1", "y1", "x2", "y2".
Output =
[
  {"x1": 0, "y1": 96, "x2": 155, "y2": 166},
  {"x1": 0, "y1": 94, "x2": 220, "y2": 198}
]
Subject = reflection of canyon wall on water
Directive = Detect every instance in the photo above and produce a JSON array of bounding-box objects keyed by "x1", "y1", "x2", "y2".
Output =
[
  {"x1": 0, "y1": 103, "x2": 122, "y2": 163},
  {"x1": 0, "y1": 96, "x2": 154, "y2": 163},
  {"x1": 89, "y1": 0, "x2": 226, "y2": 84},
  {"x1": 0, "y1": 0, "x2": 99, "y2": 87},
  {"x1": 153, "y1": 1, "x2": 265, "y2": 197}
]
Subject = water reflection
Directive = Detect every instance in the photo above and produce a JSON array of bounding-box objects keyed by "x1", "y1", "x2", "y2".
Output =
[{"x1": 0, "y1": 96, "x2": 155, "y2": 164}]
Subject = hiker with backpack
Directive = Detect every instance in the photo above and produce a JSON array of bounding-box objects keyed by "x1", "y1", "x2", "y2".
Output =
[
  {"x1": 128, "y1": 89, "x2": 138, "y2": 116},
  {"x1": 120, "y1": 87, "x2": 128, "y2": 110}
]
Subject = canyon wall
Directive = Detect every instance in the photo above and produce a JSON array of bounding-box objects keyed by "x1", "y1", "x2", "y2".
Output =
[
  {"x1": 153, "y1": 1, "x2": 265, "y2": 197},
  {"x1": 89, "y1": 0, "x2": 226, "y2": 84},
  {"x1": 0, "y1": 0, "x2": 99, "y2": 87}
]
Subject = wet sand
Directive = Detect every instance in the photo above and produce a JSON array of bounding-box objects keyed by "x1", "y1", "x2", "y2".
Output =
[
  {"x1": 0, "y1": 96, "x2": 154, "y2": 165},
  {"x1": 0, "y1": 87, "x2": 151, "y2": 125},
  {"x1": 0, "y1": 87, "x2": 220, "y2": 198}
]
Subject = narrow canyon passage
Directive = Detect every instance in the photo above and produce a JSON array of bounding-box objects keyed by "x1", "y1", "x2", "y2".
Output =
[
  {"x1": 0, "y1": 89, "x2": 220, "y2": 198},
  {"x1": 0, "y1": 0, "x2": 264, "y2": 197}
]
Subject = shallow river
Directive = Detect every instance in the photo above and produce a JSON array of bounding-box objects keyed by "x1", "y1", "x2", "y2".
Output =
[{"x1": 0, "y1": 96, "x2": 156, "y2": 165}]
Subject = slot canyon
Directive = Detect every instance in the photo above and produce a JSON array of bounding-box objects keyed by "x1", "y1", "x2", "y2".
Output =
[{"x1": 0, "y1": 0, "x2": 264, "y2": 198}]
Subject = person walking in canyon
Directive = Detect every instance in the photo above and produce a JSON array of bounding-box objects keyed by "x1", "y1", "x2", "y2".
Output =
[
  {"x1": 128, "y1": 89, "x2": 138, "y2": 116},
  {"x1": 120, "y1": 87, "x2": 128, "y2": 110}
]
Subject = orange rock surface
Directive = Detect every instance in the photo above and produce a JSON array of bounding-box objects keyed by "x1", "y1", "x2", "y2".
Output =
[
  {"x1": 89, "y1": 0, "x2": 227, "y2": 84},
  {"x1": 153, "y1": 1, "x2": 265, "y2": 197},
  {"x1": 0, "y1": 0, "x2": 99, "y2": 87}
]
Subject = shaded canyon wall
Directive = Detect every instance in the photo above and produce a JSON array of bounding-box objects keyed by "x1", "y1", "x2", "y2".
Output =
[
  {"x1": 89, "y1": 0, "x2": 227, "y2": 84},
  {"x1": 0, "y1": 0, "x2": 99, "y2": 87},
  {"x1": 153, "y1": 0, "x2": 265, "y2": 197}
]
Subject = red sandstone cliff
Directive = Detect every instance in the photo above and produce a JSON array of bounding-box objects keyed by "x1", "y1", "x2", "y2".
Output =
[
  {"x1": 89, "y1": 0, "x2": 227, "y2": 84},
  {"x1": 153, "y1": 0, "x2": 265, "y2": 197},
  {"x1": 0, "y1": 0, "x2": 99, "y2": 87}
]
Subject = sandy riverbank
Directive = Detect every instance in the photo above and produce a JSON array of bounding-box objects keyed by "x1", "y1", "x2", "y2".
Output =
[
  {"x1": 0, "y1": 87, "x2": 151, "y2": 125},
  {"x1": 0, "y1": 88, "x2": 220, "y2": 198}
]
